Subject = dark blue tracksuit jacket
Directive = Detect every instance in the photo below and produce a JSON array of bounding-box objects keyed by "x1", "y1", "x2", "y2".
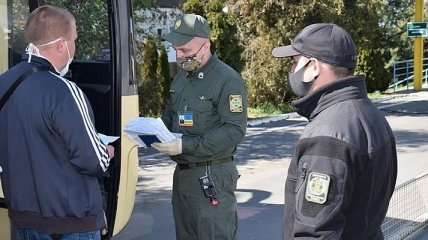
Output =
[{"x1": 0, "y1": 55, "x2": 110, "y2": 234}]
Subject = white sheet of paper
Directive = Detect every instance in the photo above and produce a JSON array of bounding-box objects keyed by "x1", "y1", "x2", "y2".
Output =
[
  {"x1": 124, "y1": 117, "x2": 177, "y2": 148},
  {"x1": 98, "y1": 133, "x2": 120, "y2": 144}
]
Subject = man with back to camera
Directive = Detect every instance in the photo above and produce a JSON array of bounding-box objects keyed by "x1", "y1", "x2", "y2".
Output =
[
  {"x1": 272, "y1": 23, "x2": 397, "y2": 239},
  {"x1": 151, "y1": 14, "x2": 248, "y2": 240},
  {"x1": 0, "y1": 5, "x2": 114, "y2": 240}
]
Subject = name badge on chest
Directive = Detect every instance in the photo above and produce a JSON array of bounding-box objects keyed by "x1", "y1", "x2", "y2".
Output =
[{"x1": 178, "y1": 111, "x2": 194, "y2": 127}]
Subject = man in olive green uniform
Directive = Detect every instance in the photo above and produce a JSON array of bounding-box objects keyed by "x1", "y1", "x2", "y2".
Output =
[{"x1": 152, "y1": 14, "x2": 247, "y2": 240}]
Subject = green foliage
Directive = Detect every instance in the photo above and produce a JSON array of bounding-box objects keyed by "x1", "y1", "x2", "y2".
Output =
[
  {"x1": 130, "y1": 0, "x2": 421, "y2": 113},
  {"x1": 357, "y1": 48, "x2": 390, "y2": 92},
  {"x1": 49, "y1": 0, "x2": 109, "y2": 60},
  {"x1": 380, "y1": 0, "x2": 415, "y2": 63},
  {"x1": 227, "y1": 0, "x2": 408, "y2": 106},
  {"x1": 133, "y1": 0, "x2": 156, "y2": 9},
  {"x1": 157, "y1": 43, "x2": 172, "y2": 106},
  {"x1": 137, "y1": 37, "x2": 163, "y2": 116},
  {"x1": 182, "y1": 0, "x2": 245, "y2": 72},
  {"x1": 206, "y1": 0, "x2": 244, "y2": 72},
  {"x1": 228, "y1": 0, "x2": 301, "y2": 107},
  {"x1": 182, "y1": 0, "x2": 205, "y2": 15}
]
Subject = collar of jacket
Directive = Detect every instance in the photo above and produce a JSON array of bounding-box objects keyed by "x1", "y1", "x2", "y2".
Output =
[
  {"x1": 292, "y1": 75, "x2": 368, "y2": 121},
  {"x1": 22, "y1": 54, "x2": 58, "y2": 74}
]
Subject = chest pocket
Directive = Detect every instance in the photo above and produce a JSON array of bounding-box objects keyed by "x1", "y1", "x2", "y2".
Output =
[{"x1": 189, "y1": 97, "x2": 215, "y2": 128}]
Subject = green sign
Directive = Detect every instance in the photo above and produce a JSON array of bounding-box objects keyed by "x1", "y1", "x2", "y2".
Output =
[{"x1": 407, "y1": 22, "x2": 428, "y2": 37}]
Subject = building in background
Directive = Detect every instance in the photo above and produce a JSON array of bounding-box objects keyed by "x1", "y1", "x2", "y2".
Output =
[{"x1": 134, "y1": 0, "x2": 184, "y2": 77}]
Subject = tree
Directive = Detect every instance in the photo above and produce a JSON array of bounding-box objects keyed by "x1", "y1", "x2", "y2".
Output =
[
  {"x1": 227, "y1": 0, "x2": 303, "y2": 106},
  {"x1": 49, "y1": 0, "x2": 109, "y2": 60},
  {"x1": 138, "y1": 37, "x2": 163, "y2": 116},
  {"x1": 158, "y1": 43, "x2": 172, "y2": 107},
  {"x1": 182, "y1": 0, "x2": 245, "y2": 72}
]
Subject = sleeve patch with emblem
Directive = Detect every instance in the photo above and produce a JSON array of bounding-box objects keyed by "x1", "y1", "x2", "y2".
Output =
[
  {"x1": 305, "y1": 172, "x2": 330, "y2": 204},
  {"x1": 229, "y1": 95, "x2": 243, "y2": 113}
]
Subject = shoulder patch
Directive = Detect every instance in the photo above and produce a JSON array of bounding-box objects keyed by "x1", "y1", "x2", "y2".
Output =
[
  {"x1": 174, "y1": 19, "x2": 182, "y2": 29},
  {"x1": 305, "y1": 172, "x2": 330, "y2": 204},
  {"x1": 229, "y1": 95, "x2": 243, "y2": 112}
]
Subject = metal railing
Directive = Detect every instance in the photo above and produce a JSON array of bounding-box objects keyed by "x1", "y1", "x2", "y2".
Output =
[
  {"x1": 389, "y1": 58, "x2": 428, "y2": 91},
  {"x1": 381, "y1": 172, "x2": 428, "y2": 239}
]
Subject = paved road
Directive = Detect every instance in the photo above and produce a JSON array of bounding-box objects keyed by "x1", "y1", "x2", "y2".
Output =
[{"x1": 113, "y1": 90, "x2": 428, "y2": 240}]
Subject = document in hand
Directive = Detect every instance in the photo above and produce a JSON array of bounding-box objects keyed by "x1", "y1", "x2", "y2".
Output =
[
  {"x1": 98, "y1": 133, "x2": 120, "y2": 144},
  {"x1": 124, "y1": 117, "x2": 181, "y2": 148}
]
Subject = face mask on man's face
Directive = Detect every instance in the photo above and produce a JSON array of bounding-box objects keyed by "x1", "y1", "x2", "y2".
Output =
[
  {"x1": 176, "y1": 43, "x2": 206, "y2": 72},
  {"x1": 25, "y1": 37, "x2": 73, "y2": 77},
  {"x1": 59, "y1": 41, "x2": 73, "y2": 77},
  {"x1": 288, "y1": 60, "x2": 316, "y2": 98}
]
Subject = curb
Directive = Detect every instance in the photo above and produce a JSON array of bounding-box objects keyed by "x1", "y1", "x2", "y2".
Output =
[
  {"x1": 247, "y1": 92, "x2": 417, "y2": 127},
  {"x1": 247, "y1": 112, "x2": 301, "y2": 127}
]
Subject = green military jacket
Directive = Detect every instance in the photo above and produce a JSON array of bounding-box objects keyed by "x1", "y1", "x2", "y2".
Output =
[{"x1": 162, "y1": 55, "x2": 247, "y2": 164}]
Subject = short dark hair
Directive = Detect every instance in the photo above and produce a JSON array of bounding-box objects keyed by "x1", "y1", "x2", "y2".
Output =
[{"x1": 329, "y1": 64, "x2": 355, "y2": 78}]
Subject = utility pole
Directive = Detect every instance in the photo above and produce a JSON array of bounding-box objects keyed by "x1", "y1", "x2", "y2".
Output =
[{"x1": 413, "y1": 0, "x2": 424, "y2": 91}]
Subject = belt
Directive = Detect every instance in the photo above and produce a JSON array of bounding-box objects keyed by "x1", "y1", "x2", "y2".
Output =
[{"x1": 177, "y1": 157, "x2": 233, "y2": 170}]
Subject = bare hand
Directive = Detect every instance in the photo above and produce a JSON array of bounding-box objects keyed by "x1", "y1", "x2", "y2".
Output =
[{"x1": 107, "y1": 145, "x2": 115, "y2": 159}]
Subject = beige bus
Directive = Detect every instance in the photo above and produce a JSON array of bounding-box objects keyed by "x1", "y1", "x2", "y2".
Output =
[{"x1": 0, "y1": 0, "x2": 139, "y2": 239}]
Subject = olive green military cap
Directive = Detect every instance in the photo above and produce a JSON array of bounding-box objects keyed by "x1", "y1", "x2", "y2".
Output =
[{"x1": 165, "y1": 14, "x2": 211, "y2": 46}]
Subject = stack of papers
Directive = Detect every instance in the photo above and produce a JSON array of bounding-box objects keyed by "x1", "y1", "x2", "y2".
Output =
[
  {"x1": 98, "y1": 133, "x2": 120, "y2": 144},
  {"x1": 124, "y1": 117, "x2": 181, "y2": 148}
]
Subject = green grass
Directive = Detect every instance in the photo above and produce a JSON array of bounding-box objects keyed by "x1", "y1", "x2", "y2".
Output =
[
  {"x1": 248, "y1": 90, "x2": 390, "y2": 119},
  {"x1": 367, "y1": 91, "x2": 384, "y2": 99},
  {"x1": 248, "y1": 103, "x2": 294, "y2": 119}
]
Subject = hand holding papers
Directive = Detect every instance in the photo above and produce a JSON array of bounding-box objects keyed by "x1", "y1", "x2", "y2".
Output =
[
  {"x1": 124, "y1": 117, "x2": 180, "y2": 148},
  {"x1": 152, "y1": 138, "x2": 182, "y2": 156}
]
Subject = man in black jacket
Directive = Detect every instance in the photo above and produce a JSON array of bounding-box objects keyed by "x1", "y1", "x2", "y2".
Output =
[
  {"x1": 0, "y1": 5, "x2": 114, "y2": 240},
  {"x1": 272, "y1": 23, "x2": 397, "y2": 239}
]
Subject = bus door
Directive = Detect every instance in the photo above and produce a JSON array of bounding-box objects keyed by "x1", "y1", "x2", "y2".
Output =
[{"x1": 0, "y1": 0, "x2": 139, "y2": 239}]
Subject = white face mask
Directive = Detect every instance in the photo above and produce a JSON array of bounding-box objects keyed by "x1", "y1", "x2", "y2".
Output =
[
  {"x1": 59, "y1": 41, "x2": 73, "y2": 77},
  {"x1": 25, "y1": 37, "x2": 73, "y2": 77}
]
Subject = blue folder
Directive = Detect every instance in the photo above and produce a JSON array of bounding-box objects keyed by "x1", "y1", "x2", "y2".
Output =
[{"x1": 138, "y1": 135, "x2": 160, "y2": 147}]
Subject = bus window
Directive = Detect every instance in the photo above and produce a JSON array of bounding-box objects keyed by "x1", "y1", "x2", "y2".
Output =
[
  {"x1": 45, "y1": 0, "x2": 110, "y2": 61},
  {"x1": 0, "y1": 0, "x2": 29, "y2": 72}
]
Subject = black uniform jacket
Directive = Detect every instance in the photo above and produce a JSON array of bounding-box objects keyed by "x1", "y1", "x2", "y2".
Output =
[{"x1": 284, "y1": 76, "x2": 397, "y2": 239}]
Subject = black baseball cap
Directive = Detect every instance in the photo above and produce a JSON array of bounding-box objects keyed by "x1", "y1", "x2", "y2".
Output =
[
  {"x1": 272, "y1": 23, "x2": 357, "y2": 69},
  {"x1": 165, "y1": 14, "x2": 211, "y2": 46}
]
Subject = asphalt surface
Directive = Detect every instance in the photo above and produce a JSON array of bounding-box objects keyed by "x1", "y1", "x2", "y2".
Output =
[{"x1": 112, "y1": 88, "x2": 428, "y2": 240}]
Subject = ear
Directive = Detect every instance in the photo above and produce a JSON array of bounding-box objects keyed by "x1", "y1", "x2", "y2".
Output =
[
  {"x1": 309, "y1": 58, "x2": 321, "y2": 79},
  {"x1": 204, "y1": 41, "x2": 211, "y2": 50},
  {"x1": 56, "y1": 39, "x2": 67, "y2": 54}
]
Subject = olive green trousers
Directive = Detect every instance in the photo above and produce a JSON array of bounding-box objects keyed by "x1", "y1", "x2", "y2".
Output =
[{"x1": 172, "y1": 161, "x2": 239, "y2": 240}]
